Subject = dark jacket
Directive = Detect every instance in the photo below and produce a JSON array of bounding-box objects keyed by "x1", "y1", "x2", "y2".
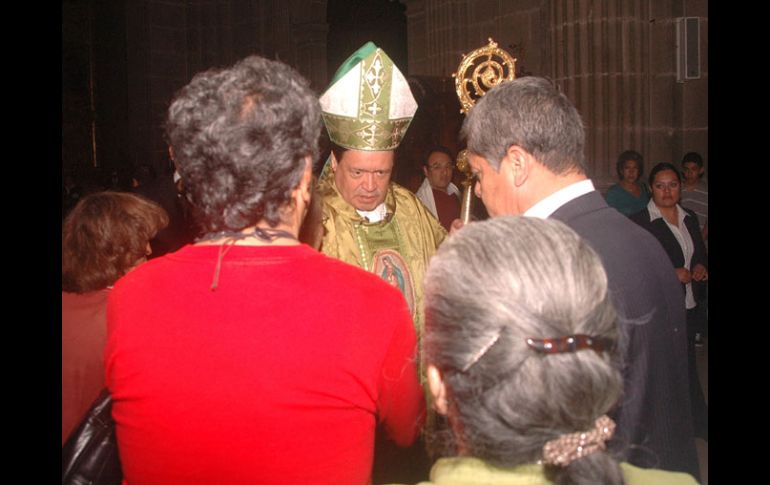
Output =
[
  {"x1": 551, "y1": 191, "x2": 699, "y2": 479},
  {"x1": 631, "y1": 206, "x2": 708, "y2": 303}
]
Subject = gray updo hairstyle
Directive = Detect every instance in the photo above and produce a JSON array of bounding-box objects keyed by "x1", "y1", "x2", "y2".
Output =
[{"x1": 423, "y1": 216, "x2": 624, "y2": 485}]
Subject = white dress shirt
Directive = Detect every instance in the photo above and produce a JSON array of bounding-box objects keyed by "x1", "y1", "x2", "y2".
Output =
[
  {"x1": 646, "y1": 200, "x2": 696, "y2": 309},
  {"x1": 524, "y1": 179, "x2": 596, "y2": 219}
]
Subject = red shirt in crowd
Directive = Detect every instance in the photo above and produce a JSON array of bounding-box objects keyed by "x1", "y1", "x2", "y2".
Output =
[
  {"x1": 106, "y1": 244, "x2": 424, "y2": 484},
  {"x1": 432, "y1": 188, "x2": 461, "y2": 232}
]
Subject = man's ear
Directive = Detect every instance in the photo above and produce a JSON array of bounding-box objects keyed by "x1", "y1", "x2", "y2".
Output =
[
  {"x1": 330, "y1": 151, "x2": 339, "y2": 172},
  {"x1": 501, "y1": 145, "x2": 531, "y2": 187},
  {"x1": 427, "y1": 364, "x2": 449, "y2": 415},
  {"x1": 423, "y1": 166, "x2": 429, "y2": 178}
]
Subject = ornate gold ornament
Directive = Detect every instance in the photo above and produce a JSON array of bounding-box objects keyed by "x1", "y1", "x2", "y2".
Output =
[
  {"x1": 452, "y1": 38, "x2": 517, "y2": 223},
  {"x1": 453, "y1": 38, "x2": 517, "y2": 115},
  {"x1": 454, "y1": 147, "x2": 475, "y2": 224}
]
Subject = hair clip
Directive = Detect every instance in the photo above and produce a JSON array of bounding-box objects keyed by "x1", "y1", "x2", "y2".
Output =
[
  {"x1": 542, "y1": 415, "x2": 616, "y2": 467},
  {"x1": 525, "y1": 334, "x2": 613, "y2": 355},
  {"x1": 461, "y1": 332, "x2": 501, "y2": 372}
]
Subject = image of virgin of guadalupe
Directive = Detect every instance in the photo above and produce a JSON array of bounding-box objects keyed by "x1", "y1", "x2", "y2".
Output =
[
  {"x1": 372, "y1": 250, "x2": 415, "y2": 316},
  {"x1": 381, "y1": 256, "x2": 404, "y2": 291}
]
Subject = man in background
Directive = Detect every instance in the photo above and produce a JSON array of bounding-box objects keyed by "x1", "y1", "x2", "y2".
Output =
[
  {"x1": 415, "y1": 146, "x2": 461, "y2": 232},
  {"x1": 680, "y1": 151, "x2": 708, "y2": 243}
]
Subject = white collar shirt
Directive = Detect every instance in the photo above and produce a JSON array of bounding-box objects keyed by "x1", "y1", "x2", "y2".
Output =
[
  {"x1": 647, "y1": 200, "x2": 696, "y2": 309},
  {"x1": 524, "y1": 179, "x2": 596, "y2": 219},
  {"x1": 356, "y1": 202, "x2": 387, "y2": 223}
]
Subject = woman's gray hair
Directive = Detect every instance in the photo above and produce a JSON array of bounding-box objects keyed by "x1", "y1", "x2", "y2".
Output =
[
  {"x1": 423, "y1": 216, "x2": 624, "y2": 485},
  {"x1": 460, "y1": 76, "x2": 586, "y2": 176},
  {"x1": 165, "y1": 55, "x2": 321, "y2": 235}
]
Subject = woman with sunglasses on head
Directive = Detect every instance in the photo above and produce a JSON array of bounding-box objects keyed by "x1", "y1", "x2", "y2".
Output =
[
  {"x1": 631, "y1": 162, "x2": 708, "y2": 445},
  {"x1": 401, "y1": 215, "x2": 697, "y2": 484}
]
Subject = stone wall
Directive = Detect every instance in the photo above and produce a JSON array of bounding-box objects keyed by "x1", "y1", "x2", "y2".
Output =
[
  {"x1": 403, "y1": 0, "x2": 708, "y2": 189},
  {"x1": 64, "y1": 0, "x2": 706, "y2": 188},
  {"x1": 62, "y1": 0, "x2": 329, "y2": 179},
  {"x1": 125, "y1": 0, "x2": 329, "y2": 175}
]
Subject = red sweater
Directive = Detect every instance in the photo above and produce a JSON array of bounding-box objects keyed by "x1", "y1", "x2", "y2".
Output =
[{"x1": 106, "y1": 244, "x2": 424, "y2": 484}]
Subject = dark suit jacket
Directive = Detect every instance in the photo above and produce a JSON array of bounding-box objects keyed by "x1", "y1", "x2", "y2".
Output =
[
  {"x1": 551, "y1": 191, "x2": 699, "y2": 478},
  {"x1": 630, "y1": 206, "x2": 708, "y2": 303}
]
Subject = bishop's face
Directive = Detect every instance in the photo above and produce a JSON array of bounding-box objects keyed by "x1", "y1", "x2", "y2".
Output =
[{"x1": 332, "y1": 149, "x2": 394, "y2": 211}]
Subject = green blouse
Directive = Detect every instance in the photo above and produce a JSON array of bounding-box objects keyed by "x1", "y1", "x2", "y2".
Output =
[
  {"x1": 605, "y1": 182, "x2": 651, "y2": 216},
  {"x1": 386, "y1": 456, "x2": 699, "y2": 485}
]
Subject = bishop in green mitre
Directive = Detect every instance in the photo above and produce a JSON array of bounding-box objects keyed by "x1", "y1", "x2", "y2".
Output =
[{"x1": 317, "y1": 42, "x2": 447, "y2": 340}]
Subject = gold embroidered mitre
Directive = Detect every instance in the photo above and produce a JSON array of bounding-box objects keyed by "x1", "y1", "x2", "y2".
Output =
[{"x1": 320, "y1": 42, "x2": 418, "y2": 151}]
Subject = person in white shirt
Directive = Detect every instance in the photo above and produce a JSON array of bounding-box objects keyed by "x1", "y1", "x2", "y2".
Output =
[
  {"x1": 415, "y1": 146, "x2": 461, "y2": 231},
  {"x1": 630, "y1": 162, "x2": 708, "y2": 444}
]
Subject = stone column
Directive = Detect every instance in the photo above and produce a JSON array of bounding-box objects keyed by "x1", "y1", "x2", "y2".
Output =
[
  {"x1": 404, "y1": 0, "x2": 427, "y2": 75},
  {"x1": 652, "y1": 0, "x2": 708, "y2": 174},
  {"x1": 548, "y1": 0, "x2": 651, "y2": 189},
  {"x1": 288, "y1": 0, "x2": 328, "y2": 91},
  {"x1": 404, "y1": 0, "x2": 469, "y2": 77},
  {"x1": 291, "y1": 22, "x2": 329, "y2": 91},
  {"x1": 126, "y1": 0, "x2": 189, "y2": 175}
]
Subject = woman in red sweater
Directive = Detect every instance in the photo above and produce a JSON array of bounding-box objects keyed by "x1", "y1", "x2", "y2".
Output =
[{"x1": 105, "y1": 55, "x2": 425, "y2": 484}]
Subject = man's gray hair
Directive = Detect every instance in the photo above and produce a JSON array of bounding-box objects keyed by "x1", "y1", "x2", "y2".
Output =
[
  {"x1": 423, "y1": 216, "x2": 624, "y2": 484},
  {"x1": 460, "y1": 77, "x2": 587, "y2": 175}
]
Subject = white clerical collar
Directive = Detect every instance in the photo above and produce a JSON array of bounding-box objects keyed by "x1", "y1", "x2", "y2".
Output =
[
  {"x1": 524, "y1": 179, "x2": 595, "y2": 219},
  {"x1": 356, "y1": 202, "x2": 387, "y2": 223}
]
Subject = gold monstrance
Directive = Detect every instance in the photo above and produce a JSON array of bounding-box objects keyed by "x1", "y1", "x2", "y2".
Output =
[{"x1": 452, "y1": 38, "x2": 516, "y2": 223}]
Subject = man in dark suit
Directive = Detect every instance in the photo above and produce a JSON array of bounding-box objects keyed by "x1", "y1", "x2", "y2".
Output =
[{"x1": 454, "y1": 77, "x2": 700, "y2": 480}]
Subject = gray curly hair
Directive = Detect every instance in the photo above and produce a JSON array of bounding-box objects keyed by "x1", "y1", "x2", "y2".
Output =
[{"x1": 165, "y1": 55, "x2": 321, "y2": 235}]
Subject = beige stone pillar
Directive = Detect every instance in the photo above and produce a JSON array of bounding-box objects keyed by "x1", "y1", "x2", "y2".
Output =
[
  {"x1": 291, "y1": 22, "x2": 328, "y2": 91},
  {"x1": 288, "y1": 0, "x2": 328, "y2": 91},
  {"x1": 404, "y1": 0, "x2": 469, "y2": 77},
  {"x1": 548, "y1": 0, "x2": 651, "y2": 189}
]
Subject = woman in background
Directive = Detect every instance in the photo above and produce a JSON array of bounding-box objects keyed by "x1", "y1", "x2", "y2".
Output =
[
  {"x1": 631, "y1": 162, "x2": 708, "y2": 443},
  {"x1": 62, "y1": 191, "x2": 168, "y2": 443},
  {"x1": 605, "y1": 150, "x2": 650, "y2": 216}
]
